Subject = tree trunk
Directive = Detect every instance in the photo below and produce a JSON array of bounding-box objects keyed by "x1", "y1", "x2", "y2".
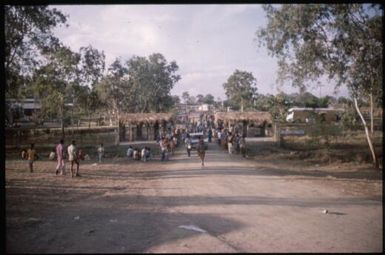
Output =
[
  {"x1": 370, "y1": 91, "x2": 374, "y2": 135},
  {"x1": 61, "y1": 104, "x2": 65, "y2": 139},
  {"x1": 115, "y1": 121, "x2": 120, "y2": 145},
  {"x1": 114, "y1": 103, "x2": 120, "y2": 146},
  {"x1": 88, "y1": 108, "x2": 91, "y2": 128},
  {"x1": 353, "y1": 97, "x2": 379, "y2": 169}
]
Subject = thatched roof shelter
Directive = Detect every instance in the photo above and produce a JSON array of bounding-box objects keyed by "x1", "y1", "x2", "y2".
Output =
[
  {"x1": 120, "y1": 112, "x2": 174, "y2": 125},
  {"x1": 215, "y1": 111, "x2": 272, "y2": 125}
]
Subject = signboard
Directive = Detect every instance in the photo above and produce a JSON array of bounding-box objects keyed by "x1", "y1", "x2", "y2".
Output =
[{"x1": 280, "y1": 129, "x2": 305, "y2": 135}]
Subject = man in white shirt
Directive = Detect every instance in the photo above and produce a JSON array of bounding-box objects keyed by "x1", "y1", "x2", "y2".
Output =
[{"x1": 67, "y1": 140, "x2": 80, "y2": 178}]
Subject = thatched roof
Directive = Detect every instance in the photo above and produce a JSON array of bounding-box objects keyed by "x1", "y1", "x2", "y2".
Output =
[
  {"x1": 120, "y1": 112, "x2": 174, "y2": 124},
  {"x1": 215, "y1": 111, "x2": 272, "y2": 124}
]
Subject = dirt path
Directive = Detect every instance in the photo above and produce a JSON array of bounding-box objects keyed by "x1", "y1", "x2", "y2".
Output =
[{"x1": 5, "y1": 142, "x2": 383, "y2": 253}]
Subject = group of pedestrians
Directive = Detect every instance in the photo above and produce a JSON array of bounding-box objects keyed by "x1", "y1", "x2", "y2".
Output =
[
  {"x1": 126, "y1": 146, "x2": 152, "y2": 162},
  {"x1": 55, "y1": 139, "x2": 82, "y2": 177},
  {"x1": 159, "y1": 135, "x2": 178, "y2": 161},
  {"x1": 22, "y1": 139, "x2": 83, "y2": 177},
  {"x1": 20, "y1": 126, "x2": 245, "y2": 175},
  {"x1": 216, "y1": 129, "x2": 247, "y2": 157}
]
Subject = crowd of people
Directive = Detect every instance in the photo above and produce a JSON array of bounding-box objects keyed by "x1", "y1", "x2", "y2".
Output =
[
  {"x1": 216, "y1": 129, "x2": 247, "y2": 157},
  {"x1": 126, "y1": 146, "x2": 152, "y2": 162},
  {"x1": 19, "y1": 125, "x2": 247, "y2": 175}
]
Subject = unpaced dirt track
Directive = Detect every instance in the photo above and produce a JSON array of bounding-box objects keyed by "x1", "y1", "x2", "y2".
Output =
[{"x1": 6, "y1": 142, "x2": 383, "y2": 253}]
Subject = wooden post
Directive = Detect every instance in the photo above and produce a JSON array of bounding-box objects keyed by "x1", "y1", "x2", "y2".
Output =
[
  {"x1": 147, "y1": 123, "x2": 151, "y2": 141},
  {"x1": 128, "y1": 123, "x2": 132, "y2": 142},
  {"x1": 274, "y1": 122, "x2": 281, "y2": 146},
  {"x1": 125, "y1": 122, "x2": 130, "y2": 142},
  {"x1": 133, "y1": 125, "x2": 137, "y2": 141}
]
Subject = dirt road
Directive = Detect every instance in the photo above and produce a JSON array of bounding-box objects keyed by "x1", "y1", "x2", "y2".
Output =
[{"x1": 5, "y1": 142, "x2": 383, "y2": 253}]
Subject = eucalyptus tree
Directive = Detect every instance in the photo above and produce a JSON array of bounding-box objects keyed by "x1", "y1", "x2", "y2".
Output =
[
  {"x1": 196, "y1": 94, "x2": 204, "y2": 104},
  {"x1": 223, "y1": 70, "x2": 258, "y2": 111},
  {"x1": 5, "y1": 5, "x2": 67, "y2": 99},
  {"x1": 203, "y1": 94, "x2": 215, "y2": 105},
  {"x1": 32, "y1": 44, "x2": 80, "y2": 136},
  {"x1": 257, "y1": 4, "x2": 382, "y2": 168},
  {"x1": 74, "y1": 45, "x2": 106, "y2": 125},
  {"x1": 126, "y1": 53, "x2": 180, "y2": 113},
  {"x1": 95, "y1": 58, "x2": 131, "y2": 144},
  {"x1": 95, "y1": 53, "x2": 180, "y2": 144},
  {"x1": 182, "y1": 91, "x2": 190, "y2": 104}
]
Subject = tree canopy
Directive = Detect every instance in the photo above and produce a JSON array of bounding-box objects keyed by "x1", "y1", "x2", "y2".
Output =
[
  {"x1": 256, "y1": 4, "x2": 382, "y2": 100},
  {"x1": 5, "y1": 5, "x2": 67, "y2": 98},
  {"x1": 256, "y1": 3, "x2": 383, "y2": 168},
  {"x1": 96, "y1": 53, "x2": 180, "y2": 116},
  {"x1": 223, "y1": 70, "x2": 258, "y2": 111}
]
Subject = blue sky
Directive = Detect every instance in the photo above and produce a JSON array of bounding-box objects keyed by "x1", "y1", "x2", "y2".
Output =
[{"x1": 52, "y1": 4, "x2": 349, "y2": 100}]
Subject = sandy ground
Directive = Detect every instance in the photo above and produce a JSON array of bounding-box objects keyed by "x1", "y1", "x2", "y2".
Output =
[{"x1": 5, "y1": 141, "x2": 383, "y2": 253}]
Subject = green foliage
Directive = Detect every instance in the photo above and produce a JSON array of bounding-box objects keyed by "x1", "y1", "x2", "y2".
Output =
[
  {"x1": 79, "y1": 45, "x2": 106, "y2": 88},
  {"x1": 223, "y1": 70, "x2": 257, "y2": 110},
  {"x1": 307, "y1": 120, "x2": 343, "y2": 149},
  {"x1": 196, "y1": 94, "x2": 204, "y2": 104},
  {"x1": 257, "y1": 4, "x2": 382, "y2": 168},
  {"x1": 202, "y1": 94, "x2": 215, "y2": 105},
  {"x1": 256, "y1": 4, "x2": 382, "y2": 103},
  {"x1": 341, "y1": 104, "x2": 359, "y2": 129},
  {"x1": 182, "y1": 91, "x2": 190, "y2": 104},
  {"x1": 171, "y1": 95, "x2": 181, "y2": 105},
  {"x1": 96, "y1": 53, "x2": 180, "y2": 115},
  {"x1": 270, "y1": 93, "x2": 290, "y2": 121},
  {"x1": 5, "y1": 5, "x2": 67, "y2": 99}
]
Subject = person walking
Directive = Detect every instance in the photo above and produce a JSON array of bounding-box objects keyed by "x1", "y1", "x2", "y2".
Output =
[
  {"x1": 55, "y1": 139, "x2": 66, "y2": 175},
  {"x1": 67, "y1": 140, "x2": 80, "y2": 178},
  {"x1": 217, "y1": 129, "x2": 222, "y2": 145},
  {"x1": 208, "y1": 128, "x2": 212, "y2": 143},
  {"x1": 160, "y1": 137, "x2": 167, "y2": 161},
  {"x1": 227, "y1": 132, "x2": 234, "y2": 154},
  {"x1": 164, "y1": 138, "x2": 170, "y2": 161},
  {"x1": 97, "y1": 143, "x2": 105, "y2": 163},
  {"x1": 196, "y1": 137, "x2": 206, "y2": 166},
  {"x1": 235, "y1": 133, "x2": 241, "y2": 154},
  {"x1": 240, "y1": 135, "x2": 247, "y2": 158},
  {"x1": 141, "y1": 147, "x2": 147, "y2": 162},
  {"x1": 185, "y1": 133, "x2": 192, "y2": 157},
  {"x1": 221, "y1": 130, "x2": 227, "y2": 149},
  {"x1": 27, "y1": 143, "x2": 38, "y2": 173}
]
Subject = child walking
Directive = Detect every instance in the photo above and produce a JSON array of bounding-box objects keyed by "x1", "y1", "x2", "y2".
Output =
[
  {"x1": 97, "y1": 143, "x2": 105, "y2": 163},
  {"x1": 27, "y1": 143, "x2": 38, "y2": 173}
]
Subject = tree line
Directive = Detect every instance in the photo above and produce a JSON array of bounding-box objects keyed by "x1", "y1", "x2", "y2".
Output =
[{"x1": 5, "y1": 6, "x2": 180, "y2": 137}]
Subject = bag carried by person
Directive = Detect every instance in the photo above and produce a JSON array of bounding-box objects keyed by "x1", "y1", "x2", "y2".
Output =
[
  {"x1": 49, "y1": 151, "x2": 56, "y2": 160},
  {"x1": 21, "y1": 150, "x2": 27, "y2": 160}
]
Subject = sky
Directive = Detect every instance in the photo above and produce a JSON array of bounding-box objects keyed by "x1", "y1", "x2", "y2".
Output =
[{"x1": 52, "y1": 4, "x2": 349, "y2": 100}]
